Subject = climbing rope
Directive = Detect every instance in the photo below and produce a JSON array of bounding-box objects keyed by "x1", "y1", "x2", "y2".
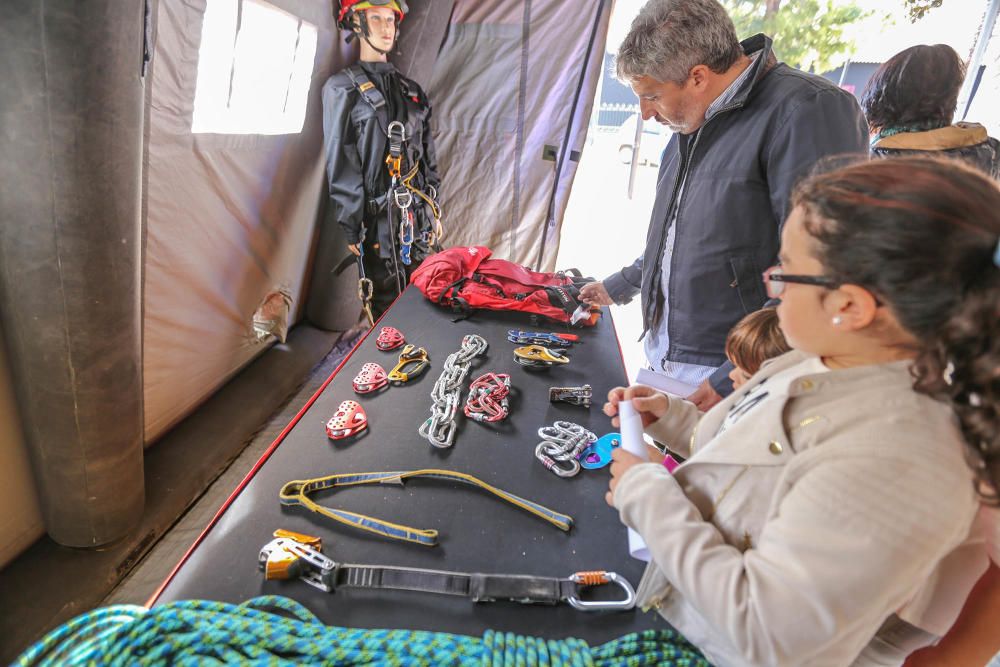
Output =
[{"x1": 16, "y1": 595, "x2": 710, "y2": 667}]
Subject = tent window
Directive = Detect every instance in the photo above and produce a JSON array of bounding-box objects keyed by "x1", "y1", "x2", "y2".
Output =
[{"x1": 192, "y1": 0, "x2": 317, "y2": 135}]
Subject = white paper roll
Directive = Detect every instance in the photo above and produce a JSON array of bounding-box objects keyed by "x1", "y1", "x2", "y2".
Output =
[{"x1": 618, "y1": 401, "x2": 651, "y2": 561}]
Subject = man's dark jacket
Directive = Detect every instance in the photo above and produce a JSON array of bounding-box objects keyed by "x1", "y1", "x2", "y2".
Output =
[
  {"x1": 321, "y1": 61, "x2": 440, "y2": 262},
  {"x1": 604, "y1": 34, "x2": 868, "y2": 393}
]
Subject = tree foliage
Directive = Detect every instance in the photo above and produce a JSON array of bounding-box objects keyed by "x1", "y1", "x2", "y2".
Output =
[
  {"x1": 902, "y1": 0, "x2": 944, "y2": 22},
  {"x1": 724, "y1": 0, "x2": 871, "y2": 73}
]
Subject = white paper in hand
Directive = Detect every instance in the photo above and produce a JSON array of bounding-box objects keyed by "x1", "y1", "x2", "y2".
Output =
[{"x1": 618, "y1": 401, "x2": 651, "y2": 562}]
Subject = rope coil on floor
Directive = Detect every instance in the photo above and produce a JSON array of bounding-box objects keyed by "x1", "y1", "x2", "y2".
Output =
[{"x1": 16, "y1": 595, "x2": 710, "y2": 667}]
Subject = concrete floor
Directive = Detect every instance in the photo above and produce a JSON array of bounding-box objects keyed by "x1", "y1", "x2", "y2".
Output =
[{"x1": 103, "y1": 332, "x2": 360, "y2": 608}]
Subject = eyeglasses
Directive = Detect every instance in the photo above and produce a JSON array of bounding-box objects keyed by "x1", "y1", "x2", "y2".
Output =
[{"x1": 761, "y1": 265, "x2": 839, "y2": 299}]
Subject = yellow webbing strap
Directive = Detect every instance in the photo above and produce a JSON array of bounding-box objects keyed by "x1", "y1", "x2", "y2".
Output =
[{"x1": 279, "y1": 469, "x2": 574, "y2": 546}]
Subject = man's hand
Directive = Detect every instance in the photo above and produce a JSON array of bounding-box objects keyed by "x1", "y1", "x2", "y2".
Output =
[
  {"x1": 606, "y1": 448, "x2": 646, "y2": 506},
  {"x1": 347, "y1": 243, "x2": 361, "y2": 256},
  {"x1": 688, "y1": 378, "x2": 723, "y2": 412},
  {"x1": 604, "y1": 385, "x2": 670, "y2": 429},
  {"x1": 580, "y1": 281, "x2": 614, "y2": 307}
]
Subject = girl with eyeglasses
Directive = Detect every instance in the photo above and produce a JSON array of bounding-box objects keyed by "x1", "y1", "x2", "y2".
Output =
[{"x1": 603, "y1": 156, "x2": 999, "y2": 667}]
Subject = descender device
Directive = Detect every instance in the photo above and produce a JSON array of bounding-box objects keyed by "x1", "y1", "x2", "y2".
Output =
[
  {"x1": 259, "y1": 529, "x2": 635, "y2": 611},
  {"x1": 513, "y1": 345, "x2": 569, "y2": 370}
]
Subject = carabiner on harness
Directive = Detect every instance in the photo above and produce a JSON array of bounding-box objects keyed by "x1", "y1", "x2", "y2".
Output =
[
  {"x1": 259, "y1": 529, "x2": 635, "y2": 611},
  {"x1": 464, "y1": 372, "x2": 511, "y2": 423},
  {"x1": 326, "y1": 400, "x2": 368, "y2": 440},
  {"x1": 549, "y1": 385, "x2": 593, "y2": 407},
  {"x1": 385, "y1": 121, "x2": 406, "y2": 178},
  {"x1": 388, "y1": 344, "x2": 430, "y2": 384},
  {"x1": 535, "y1": 421, "x2": 597, "y2": 478},
  {"x1": 514, "y1": 344, "x2": 570, "y2": 370}
]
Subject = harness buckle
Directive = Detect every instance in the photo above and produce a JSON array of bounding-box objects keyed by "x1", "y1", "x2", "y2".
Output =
[{"x1": 565, "y1": 571, "x2": 636, "y2": 611}]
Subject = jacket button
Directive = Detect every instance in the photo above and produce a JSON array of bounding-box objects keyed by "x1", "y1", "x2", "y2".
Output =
[
  {"x1": 799, "y1": 379, "x2": 814, "y2": 391},
  {"x1": 768, "y1": 441, "x2": 783, "y2": 455}
]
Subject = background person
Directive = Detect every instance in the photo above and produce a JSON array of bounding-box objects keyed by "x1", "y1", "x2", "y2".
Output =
[
  {"x1": 579, "y1": 0, "x2": 868, "y2": 412},
  {"x1": 723, "y1": 306, "x2": 789, "y2": 390},
  {"x1": 863, "y1": 44, "x2": 1000, "y2": 179},
  {"x1": 604, "y1": 157, "x2": 998, "y2": 667}
]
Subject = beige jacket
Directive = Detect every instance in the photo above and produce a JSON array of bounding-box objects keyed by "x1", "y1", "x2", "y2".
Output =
[{"x1": 613, "y1": 351, "x2": 985, "y2": 667}]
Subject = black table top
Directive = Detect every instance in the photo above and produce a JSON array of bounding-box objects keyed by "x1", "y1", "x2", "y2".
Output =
[{"x1": 154, "y1": 286, "x2": 666, "y2": 643}]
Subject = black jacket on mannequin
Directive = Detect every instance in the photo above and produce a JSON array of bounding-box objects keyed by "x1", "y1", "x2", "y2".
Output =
[{"x1": 321, "y1": 61, "x2": 441, "y2": 267}]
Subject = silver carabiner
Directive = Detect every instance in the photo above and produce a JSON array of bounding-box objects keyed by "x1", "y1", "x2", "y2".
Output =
[{"x1": 565, "y1": 571, "x2": 636, "y2": 611}]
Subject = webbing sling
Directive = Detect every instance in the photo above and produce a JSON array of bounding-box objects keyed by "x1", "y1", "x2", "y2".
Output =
[
  {"x1": 279, "y1": 469, "x2": 573, "y2": 545},
  {"x1": 344, "y1": 64, "x2": 386, "y2": 111}
]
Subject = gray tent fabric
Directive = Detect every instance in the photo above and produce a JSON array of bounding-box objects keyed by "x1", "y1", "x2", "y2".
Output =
[
  {"x1": 427, "y1": 0, "x2": 612, "y2": 270},
  {"x1": 0, "y1": 0, "x2": 146, "y2": 547},
  {"x1": 143, "y1": 0, "x2": 353, "y2": 442}
]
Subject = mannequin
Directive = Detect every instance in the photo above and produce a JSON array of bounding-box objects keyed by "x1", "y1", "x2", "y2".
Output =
[{"x1": 321, "y1": 0, "x2": 443, "y2": 322}]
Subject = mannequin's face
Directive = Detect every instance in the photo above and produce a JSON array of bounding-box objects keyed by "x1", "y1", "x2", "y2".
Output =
[{"x1": 359, "y1": 7, "x2": 397, "y2": 52}]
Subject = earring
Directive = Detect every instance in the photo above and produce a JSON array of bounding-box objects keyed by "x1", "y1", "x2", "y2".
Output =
[{"x1": 832, "y1": 316, "x2": 843, "y2": 325}]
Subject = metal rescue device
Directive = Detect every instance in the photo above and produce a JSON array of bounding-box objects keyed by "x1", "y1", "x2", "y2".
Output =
[
  {"x1": 352, "y1": 363, "x2": 389, "y2": 394},
  {"x1": 376, "y1": 326, "x2": 406, "y2": 351},
  {"x1": 418, "y1": 334, "x2": 488, "y2": 448},
  {"x1": 325, "y1": 400, "x2": 369, "y2": 440},
  {"x1": 513, "y1": 345, "x2": 569, "y2": 369},
  {"x1": 507, "y1": 330, "x2": 579, "y2": 347},
  {"x1": 535, "y1": 421, "x2": 598, "y2": 478},
  {"x1": 549, "y1": 385, "x2": 593, "y2": 407},
  {"x1": 388, "y1": 344, "x2": 430, "y2": 383},
  {"x1": 260, "y1": 529, "x2": 636, "y2": 611}
]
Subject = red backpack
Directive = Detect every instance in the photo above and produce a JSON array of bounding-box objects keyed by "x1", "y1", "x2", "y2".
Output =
[{"x1": 410, "y1": 246, "x2": 599, "y2": 326}]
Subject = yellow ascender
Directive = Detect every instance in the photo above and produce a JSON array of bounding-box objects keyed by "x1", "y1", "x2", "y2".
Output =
[{"x1": 388, "y1": 344, "x2": 430, "y2": 383}]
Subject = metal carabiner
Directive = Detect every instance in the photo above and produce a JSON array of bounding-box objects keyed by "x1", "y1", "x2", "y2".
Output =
[
  {"x1": 535, "y1": 442, "x2": 581, "y2": 477},
  {"x1": 565, "y1": 571, "x2": 636, "y2": 611}
]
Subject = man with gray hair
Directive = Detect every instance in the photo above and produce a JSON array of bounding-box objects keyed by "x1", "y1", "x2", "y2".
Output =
[{"x1": 580, "y1": 0, "x2": 867, "y2": 408}]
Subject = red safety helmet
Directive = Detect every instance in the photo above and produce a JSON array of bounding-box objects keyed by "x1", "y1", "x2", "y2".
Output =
[{"x1": 337, "y1": 0, "x2": 406, "y2": 27}]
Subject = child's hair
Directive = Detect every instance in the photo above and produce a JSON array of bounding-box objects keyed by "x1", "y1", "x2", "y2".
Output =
[
  {"x1": 724, "y1": 307, "x2": 790, "y2": 375},
  {"x1": 792, "y1": 156, "x2": 1000, "y2": 504}
]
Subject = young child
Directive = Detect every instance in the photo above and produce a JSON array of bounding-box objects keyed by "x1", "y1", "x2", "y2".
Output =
[
  {"x1": 603, "y1": 157, "x2": 998, "y2": 667},
  {"x1": 724, "y1": 306, "x2": 790, "y2": 390}
]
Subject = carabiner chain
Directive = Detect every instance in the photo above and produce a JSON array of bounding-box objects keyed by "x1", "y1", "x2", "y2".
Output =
[
  {"x1": 464, "y1": 372, "x2": 511, "y2": 423},
  {"x1": 535, "y1": 421, "x2": 597, "y2": 478},
  {"x1": 418, "y1": 335, "x2": 488, "y2": 448}
]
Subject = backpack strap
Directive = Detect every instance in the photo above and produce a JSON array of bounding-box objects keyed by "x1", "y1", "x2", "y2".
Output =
[{"x1": 345, "y1": 64, "x2": 386, "y2": 111}]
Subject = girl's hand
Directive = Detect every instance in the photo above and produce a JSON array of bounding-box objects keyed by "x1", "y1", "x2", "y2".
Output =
[
  {"x1": 603, "y1": 384, "x2": 670, "y2": 428},
  {"x1": 605, "y1": 448, "x2": 647, "y2": 506}
]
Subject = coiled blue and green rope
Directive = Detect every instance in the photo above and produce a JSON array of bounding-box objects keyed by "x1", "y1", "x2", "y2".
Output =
[{"x1": 15, "y1": 595, "x2": 710, "y2": 666}]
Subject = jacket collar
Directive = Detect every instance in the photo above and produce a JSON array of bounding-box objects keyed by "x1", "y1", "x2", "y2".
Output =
[
  {"x1": 686, "y1": 350, "x2": 917, "y2": 466},
  {"x1": 873, "y1": 122, "x2": 989, "y2": 151},
  {"x1": 704, "y1": 33, "x2": 778, "y2": 117}
]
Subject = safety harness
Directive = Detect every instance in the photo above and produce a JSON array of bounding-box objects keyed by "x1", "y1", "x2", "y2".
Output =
[
  {"x1": 260, "y1": 530, "x2": 636, "y2": 611},
  {"x1": 344, "y1": 64, "x2": 443, "y2": 299},
  {"x1": 278, "y1": 469, "x2": 573, "y2": 546}
]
